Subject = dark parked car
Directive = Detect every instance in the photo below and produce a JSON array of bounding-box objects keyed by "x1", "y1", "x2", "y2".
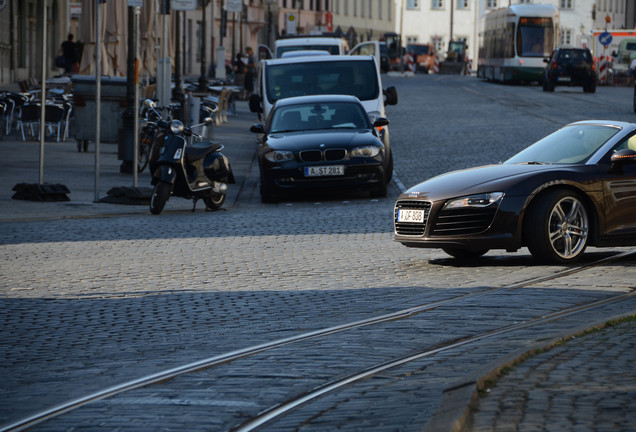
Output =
[
  {"x1": 394, "y1": 121, "x2": 636, "y2": 263},
  {"x1": 543, "y1": 47, "x2": 597, "y2": 93},
  {"x1": 250, "y1": 95, "x2": 390, "y2": 203}
]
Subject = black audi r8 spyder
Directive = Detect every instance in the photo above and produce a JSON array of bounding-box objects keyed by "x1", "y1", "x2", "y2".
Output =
[
  {"x1": 394, "y1": 120, "x2": 636, "y2": 263},
  {"x1": 250, "y1": 95, "x2": 391, "y2": 203}
]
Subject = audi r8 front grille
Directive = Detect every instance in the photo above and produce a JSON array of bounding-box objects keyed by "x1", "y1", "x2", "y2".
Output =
[
  {"x1": 394, "y1": 200, "x2": 431, "y2": 236},
  {"x1": 430, "y1": 208, "x2": 497, "y2": 236}
]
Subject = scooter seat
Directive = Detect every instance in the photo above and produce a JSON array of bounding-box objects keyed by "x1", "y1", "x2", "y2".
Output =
[{"x1": 185, "y1": 142, "x2": 222, "y2": 164}]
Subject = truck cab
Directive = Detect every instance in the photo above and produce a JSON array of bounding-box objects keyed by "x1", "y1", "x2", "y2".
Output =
[{"x1": 613, "y1": 39, "x2": 636, "y2": 76}]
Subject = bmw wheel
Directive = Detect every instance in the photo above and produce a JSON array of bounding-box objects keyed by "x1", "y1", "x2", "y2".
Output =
[{"x1": 525, "y1": 190, "x2": 589, "y2": 263}]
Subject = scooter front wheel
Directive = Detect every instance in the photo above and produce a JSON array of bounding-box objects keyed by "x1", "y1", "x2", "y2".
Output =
[
  {"x1": 203, "y1": 191, "x2": 226, "y2": 211},
  {"x1": 150, "y1": 182, "x2": 172, "y2": 215}
]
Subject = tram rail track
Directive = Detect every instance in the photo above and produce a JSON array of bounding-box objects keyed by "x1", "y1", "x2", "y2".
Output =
[{"x1": 2, "y1": 249, "x2": 635, "y2": 432}]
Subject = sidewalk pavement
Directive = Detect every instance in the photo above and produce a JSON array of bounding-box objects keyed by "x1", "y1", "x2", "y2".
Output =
[{"x1": 0, "y1": 100, "x2": 258, "y2": 223}]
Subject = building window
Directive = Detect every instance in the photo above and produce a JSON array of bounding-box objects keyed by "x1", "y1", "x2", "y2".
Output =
[
  {"x1": 433, "y1": 37, "x2": 444, "y2": 52},
  {"x1": 408, "y1": 0, "x2": 420, "y2": 9},
  {"x1": 457, "y1": 0, "x2": 469, "y2": 9},
  {"x1": 432, "y1": 0, "x2": 444, "y2": 9},
  {"x1": 388, "y1": 1, "x2": 392, "y2": 20},
  {"x1": 369, "y1": 0, "x2": 373, "y2": 17},
  {"x1": 354, "y1": 0, "x2": 357, "y2": 16},
  {"x1": 560, "y1": 0, "x2": 572, "y2": 9},
  {"x1": 378, "y1": 0, "x2": 382, "y2": 18},
  {"x1": 560, "y1": 29, "x2": 572, "y2": 45},
  {"x1": 486, "y1": 0, "x2": 497, "y2": 9}
]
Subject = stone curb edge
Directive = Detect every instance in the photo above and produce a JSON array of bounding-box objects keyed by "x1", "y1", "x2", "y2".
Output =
[{"x1": 421, "y1": 310, "x2": 636, "y2": 432}]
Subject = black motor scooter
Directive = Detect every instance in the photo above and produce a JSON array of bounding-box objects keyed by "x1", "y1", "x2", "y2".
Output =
[{"x1": 146, "y1": 100, "x2": 235, "y2": 215}]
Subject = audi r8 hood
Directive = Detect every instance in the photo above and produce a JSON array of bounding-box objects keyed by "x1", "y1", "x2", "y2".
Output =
[
  {"x1": 265, "y1": 129, "x2": 381, "y2": 151},
  {"x1": 402, "y1": 163, "x2": 589, "y2": 201}
]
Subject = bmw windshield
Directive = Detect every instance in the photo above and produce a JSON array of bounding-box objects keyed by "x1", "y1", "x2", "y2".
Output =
[{"x1": 505, "y1": 124, "x2": 621, "y2": 165}]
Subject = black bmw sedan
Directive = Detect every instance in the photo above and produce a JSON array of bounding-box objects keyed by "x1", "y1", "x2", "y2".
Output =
[
  {"x1": 250, "y1": 95, "x2": 390, "y2": 203},
  {"x1": 394, "y1": 121, "x2": 636, "y2": 263}
]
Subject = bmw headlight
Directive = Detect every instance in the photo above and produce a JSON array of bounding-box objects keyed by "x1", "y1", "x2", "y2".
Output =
[
  {"x1": 351, "y1": 146, "x2": 381, "y2": 158},
  {"x1": 443, "y1": 192, "x2": 504, "y2": 210},
  {"x1": 169, "y1": 120, "x2": 184, "y2": 134},
  {"x1": 264, "y1": 150, "x2": 294, "y2": 162}
]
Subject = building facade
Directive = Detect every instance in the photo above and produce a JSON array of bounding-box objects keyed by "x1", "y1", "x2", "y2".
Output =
[
  {"x1": 398, "y1": 0, "x2": 634, "y2": 64},
  {"x1": 0, "y1": 0, "x2": 71, "y2": 87}
]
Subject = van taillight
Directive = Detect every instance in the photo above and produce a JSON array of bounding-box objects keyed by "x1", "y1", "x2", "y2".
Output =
[
  {"x1": 591, "y1": 63, "x2": 597, "y2": 71},
  {"x1": 551, "y1": 61, "x2": 558, "y2": 70}
]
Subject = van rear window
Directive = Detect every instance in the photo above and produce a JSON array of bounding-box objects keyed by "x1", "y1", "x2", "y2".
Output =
[
  {"x1": 265, "y1": 60, "x2": 380, "y2": 104},
  {"x1": 276, "y1": 45, "x2": 340, "y2": 57}
]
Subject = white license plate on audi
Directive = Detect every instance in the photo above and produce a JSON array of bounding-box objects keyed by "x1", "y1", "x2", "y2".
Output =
[
  {"x1": 397, "y1": 209, "x2": 425, "y2": 223},
  {"x1": 304, "y1": 165, "x2": 345, "y2": 177}
]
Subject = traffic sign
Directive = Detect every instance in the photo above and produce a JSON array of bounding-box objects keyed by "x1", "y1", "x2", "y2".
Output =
[{"x1": 599, "y1": 31, "x2": 613, "y2": 47}]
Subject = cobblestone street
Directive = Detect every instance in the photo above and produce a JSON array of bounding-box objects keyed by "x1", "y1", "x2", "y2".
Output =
[{"x1": 1, "y1": 74, "x2": 634, "y2": 431}]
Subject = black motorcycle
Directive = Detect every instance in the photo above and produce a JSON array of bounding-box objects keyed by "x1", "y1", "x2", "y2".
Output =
[{"x1": 146, "y1": 100, "x2": 235, "y2": 215}]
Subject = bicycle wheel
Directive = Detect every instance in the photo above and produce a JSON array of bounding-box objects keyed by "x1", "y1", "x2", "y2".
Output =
[{"x1": 138, "y1": 134, "x2": 151, "y2": 173}]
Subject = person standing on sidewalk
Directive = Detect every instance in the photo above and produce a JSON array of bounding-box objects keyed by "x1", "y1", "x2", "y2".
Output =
[
  {"x1": 58, "y1": 34, "x2": 79, "y2": 75},
  {"x1": 244, "y1": 47, "x2": 256, "y2": 96}
]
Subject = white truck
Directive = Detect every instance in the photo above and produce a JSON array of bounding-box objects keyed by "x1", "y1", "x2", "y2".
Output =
[{"x1": 591, "y1": 30, "x2": 636, "y2": 77}]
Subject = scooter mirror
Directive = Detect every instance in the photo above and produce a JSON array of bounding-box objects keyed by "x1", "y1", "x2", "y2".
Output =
[
  {"x1": 203, "y1": 117, "x2": 214, "y2": 126},
  {"x1": 144, "y1": 99, "x2": 156, "y2": 108}
]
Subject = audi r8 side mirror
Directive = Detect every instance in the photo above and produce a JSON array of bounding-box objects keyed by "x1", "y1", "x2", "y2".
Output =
[
  {"x1": 250, "y1": 123, "x2": 265, "y2": 134},
  {"x1": 611, "y1": 149, "x2": 636, "y2": 165}
]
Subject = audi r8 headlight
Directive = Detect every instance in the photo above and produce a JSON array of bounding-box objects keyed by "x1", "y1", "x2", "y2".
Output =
[
  {"x1": 264, "y1": 150, "x2": 294, "y2": 162},
  {"x1": 351, "y1": 146, "x2": 381, "y2": 158},
  {"x1": 443, "y1": 192, "x2": 504, "y2": 210}
]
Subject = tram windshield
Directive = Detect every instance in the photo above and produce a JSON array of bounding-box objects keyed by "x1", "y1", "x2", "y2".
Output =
[{"x1": 516, "y1": 17, "x2": 554, "y2": 58}]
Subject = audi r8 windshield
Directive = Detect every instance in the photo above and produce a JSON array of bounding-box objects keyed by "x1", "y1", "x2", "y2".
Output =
[{"x1": 505, "y1": 124, "x2": 621, "y2": 165}]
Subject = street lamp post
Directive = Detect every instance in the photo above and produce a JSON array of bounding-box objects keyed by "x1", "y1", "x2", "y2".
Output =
[{"x1": 199, "y1": 1, "x2": 208, "y2": 90}]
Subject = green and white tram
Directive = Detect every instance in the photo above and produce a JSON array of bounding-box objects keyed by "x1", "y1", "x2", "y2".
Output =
[{"x1": 478, "y1": 4, "x2": 558, "y2": 83}]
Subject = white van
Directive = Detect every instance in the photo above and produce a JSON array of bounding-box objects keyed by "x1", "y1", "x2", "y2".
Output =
[
  {"x1": 273, "y1": 37, "x2": 349, "y2": 58},
  {"x1": 249, "y1": 45, "x2": 398, "y2": 178}
]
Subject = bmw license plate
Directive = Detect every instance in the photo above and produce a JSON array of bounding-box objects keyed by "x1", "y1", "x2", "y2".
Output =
[
  {"x1": 557, "y1": 76, "x2": 571, "y2": 82},
  {"x1": 304, "y1": 165, "x2": 344, "y2": 177},
  {"x1": 397, "y1": 209, "x2": 425, "y2": 223}
]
